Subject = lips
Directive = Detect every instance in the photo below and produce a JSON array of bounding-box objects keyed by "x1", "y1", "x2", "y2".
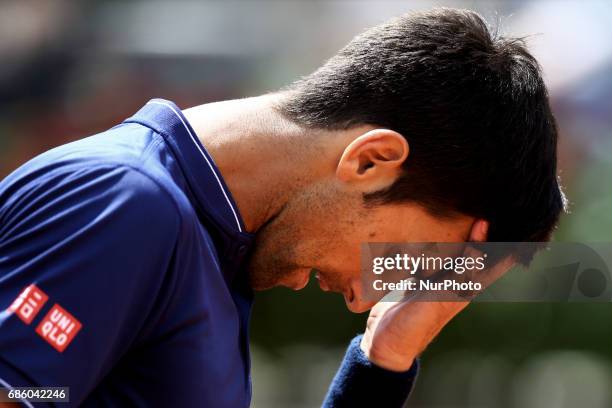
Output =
[
  {"x1": 315, "y1": 273, "x2": 352, "y2": 302},
  {"x1": 347, "y1": 286, "x2": 355, "y2": 303},
  {"x1": 342, "y1": 286, "x2": 355, "y2": 306},
  {"x1": 315, "y1": 272, "x2": 330, "y2": 291}
]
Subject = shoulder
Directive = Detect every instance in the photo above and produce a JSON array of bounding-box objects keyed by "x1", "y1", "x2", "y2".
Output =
[
  {"x1": 0, "y1": 162, "x2": 183, "y2": 250},
  {"x1": 1, "y1": 123, "x2": 189, "y2": 230}
]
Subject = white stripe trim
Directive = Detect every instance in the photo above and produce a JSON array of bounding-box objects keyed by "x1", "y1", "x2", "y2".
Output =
[
  {"x1": 0, "y1": 376, "x2": 35, "y2": 408},
  {"x1": 146, "y1": 100, "x2": 243, "y2": 232}
]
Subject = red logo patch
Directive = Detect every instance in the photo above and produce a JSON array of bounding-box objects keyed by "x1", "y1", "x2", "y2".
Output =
[
  {"x1": 35, "y1": 304, "x2": 82, "y2": 352},
  {"x1": 8, "y1": 284, "x2": 48, "y2": 324}
]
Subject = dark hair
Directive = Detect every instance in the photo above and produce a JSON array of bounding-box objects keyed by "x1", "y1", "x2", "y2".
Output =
[{"x1": 276, "y1": 8, "x2": 566, "y2": 248}]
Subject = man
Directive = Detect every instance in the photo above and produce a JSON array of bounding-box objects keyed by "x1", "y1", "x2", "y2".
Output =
[{"x1": 0, "y1": 8, "x2": 564, "y2": 407}]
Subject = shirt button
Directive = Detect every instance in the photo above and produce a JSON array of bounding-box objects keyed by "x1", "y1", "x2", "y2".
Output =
[{"x1": 238, "y1": 245, "x2": 248, "y2": 256}]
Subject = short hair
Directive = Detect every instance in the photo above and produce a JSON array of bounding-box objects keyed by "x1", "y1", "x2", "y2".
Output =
[{"x1": 276, "y1": 8, "x2": 566, "y2": 248}]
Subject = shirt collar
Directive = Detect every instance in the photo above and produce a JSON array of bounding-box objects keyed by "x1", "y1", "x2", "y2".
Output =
[{"x1": 123, "y1": 99, "x2": 255, "y2": 251}]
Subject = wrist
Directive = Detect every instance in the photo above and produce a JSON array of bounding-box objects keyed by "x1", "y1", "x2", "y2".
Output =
[{"x1": 360, "y1": 335, "x2": 416, "y2": 372}]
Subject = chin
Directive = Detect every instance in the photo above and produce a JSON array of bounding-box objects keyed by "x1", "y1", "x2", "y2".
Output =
[
  {"x1": 247, "y1": 267, "x2": 278, "y2": 291},
  {"x1": 283, "y1": 269, "x2": 311, "y2": 291},
  {"x1": 249, "y1": 278, "x2": 275, "y2": 291},
  {"x1": 249, "y1": 265, "x2": 310, "y2": 291}
]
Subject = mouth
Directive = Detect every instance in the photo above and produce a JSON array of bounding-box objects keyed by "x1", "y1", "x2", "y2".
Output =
[
  {"x1": 315, "y1": 271, "x2": 355, "y2": 302},
  {"x1": 315, "y1": 271, "x2": 330, "y2": 292},
  {"x1": 344, "y1": 286, "x2": 355, "y2": 305}
]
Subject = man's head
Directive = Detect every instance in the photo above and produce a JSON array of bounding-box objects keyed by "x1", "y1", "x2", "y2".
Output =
[{"x1": 246, "y1": 8, "x2": 565, "y2": 312}]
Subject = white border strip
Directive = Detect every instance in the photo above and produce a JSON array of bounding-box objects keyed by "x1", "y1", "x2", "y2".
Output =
[
  {"x1": 146, "y1": 100, "x2": 243, "y2": 232},
  {"x1": 0, "y1": 376, "x2": 35, "y2": 408}
]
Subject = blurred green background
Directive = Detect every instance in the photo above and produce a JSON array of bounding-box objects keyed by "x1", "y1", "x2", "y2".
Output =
[{"x1": 1, "y1": 1, "x2": 612, "y2": 407}]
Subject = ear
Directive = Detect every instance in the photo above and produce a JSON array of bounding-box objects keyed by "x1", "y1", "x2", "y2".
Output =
[
  {"x1": 336, "y1": 129, "x2": 409, "y2": 193},
  {"x1": 469, "y1": 219, "x2": 489, "y2": 242}
]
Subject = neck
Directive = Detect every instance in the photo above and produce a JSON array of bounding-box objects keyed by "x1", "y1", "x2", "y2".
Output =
[{"x1": 183, "y1": 94, "x2": 329, "y2": 232}]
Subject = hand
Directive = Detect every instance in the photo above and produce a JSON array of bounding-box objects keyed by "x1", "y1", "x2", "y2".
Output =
[{"x1": 360, "y1": 220, "x2": 514, "y2": 372}]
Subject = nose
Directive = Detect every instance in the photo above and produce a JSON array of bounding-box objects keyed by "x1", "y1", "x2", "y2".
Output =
[{"x1": 344, "y1": 289, "x2": 378, "y2": 313}]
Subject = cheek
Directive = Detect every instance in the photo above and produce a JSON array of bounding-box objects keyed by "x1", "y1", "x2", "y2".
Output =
[
  {"x1": 375, "y1": 207, "x2": 474, "y2": 242},
  {"x1": 427, "y1": 219, "x2": 473, "y2": 242},
  {"x1": 304, "y1": 229, "x2": 361, "y2": 282},
  {"x1": 329, "y1": 235, "x2": 370, "y2": 283}
]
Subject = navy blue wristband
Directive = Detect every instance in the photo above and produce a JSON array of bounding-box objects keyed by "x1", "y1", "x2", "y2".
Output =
[{"x1": 322, "y1": 334, "x2": 419, "y2": 408}]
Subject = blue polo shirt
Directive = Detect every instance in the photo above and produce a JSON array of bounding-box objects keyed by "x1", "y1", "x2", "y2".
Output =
[
  {"x1": 0, "y1": 99, "x2": 420, "y2": 408},
  {"x1": 0, "y1": 99, "x2": 256, "y2": 407}
]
